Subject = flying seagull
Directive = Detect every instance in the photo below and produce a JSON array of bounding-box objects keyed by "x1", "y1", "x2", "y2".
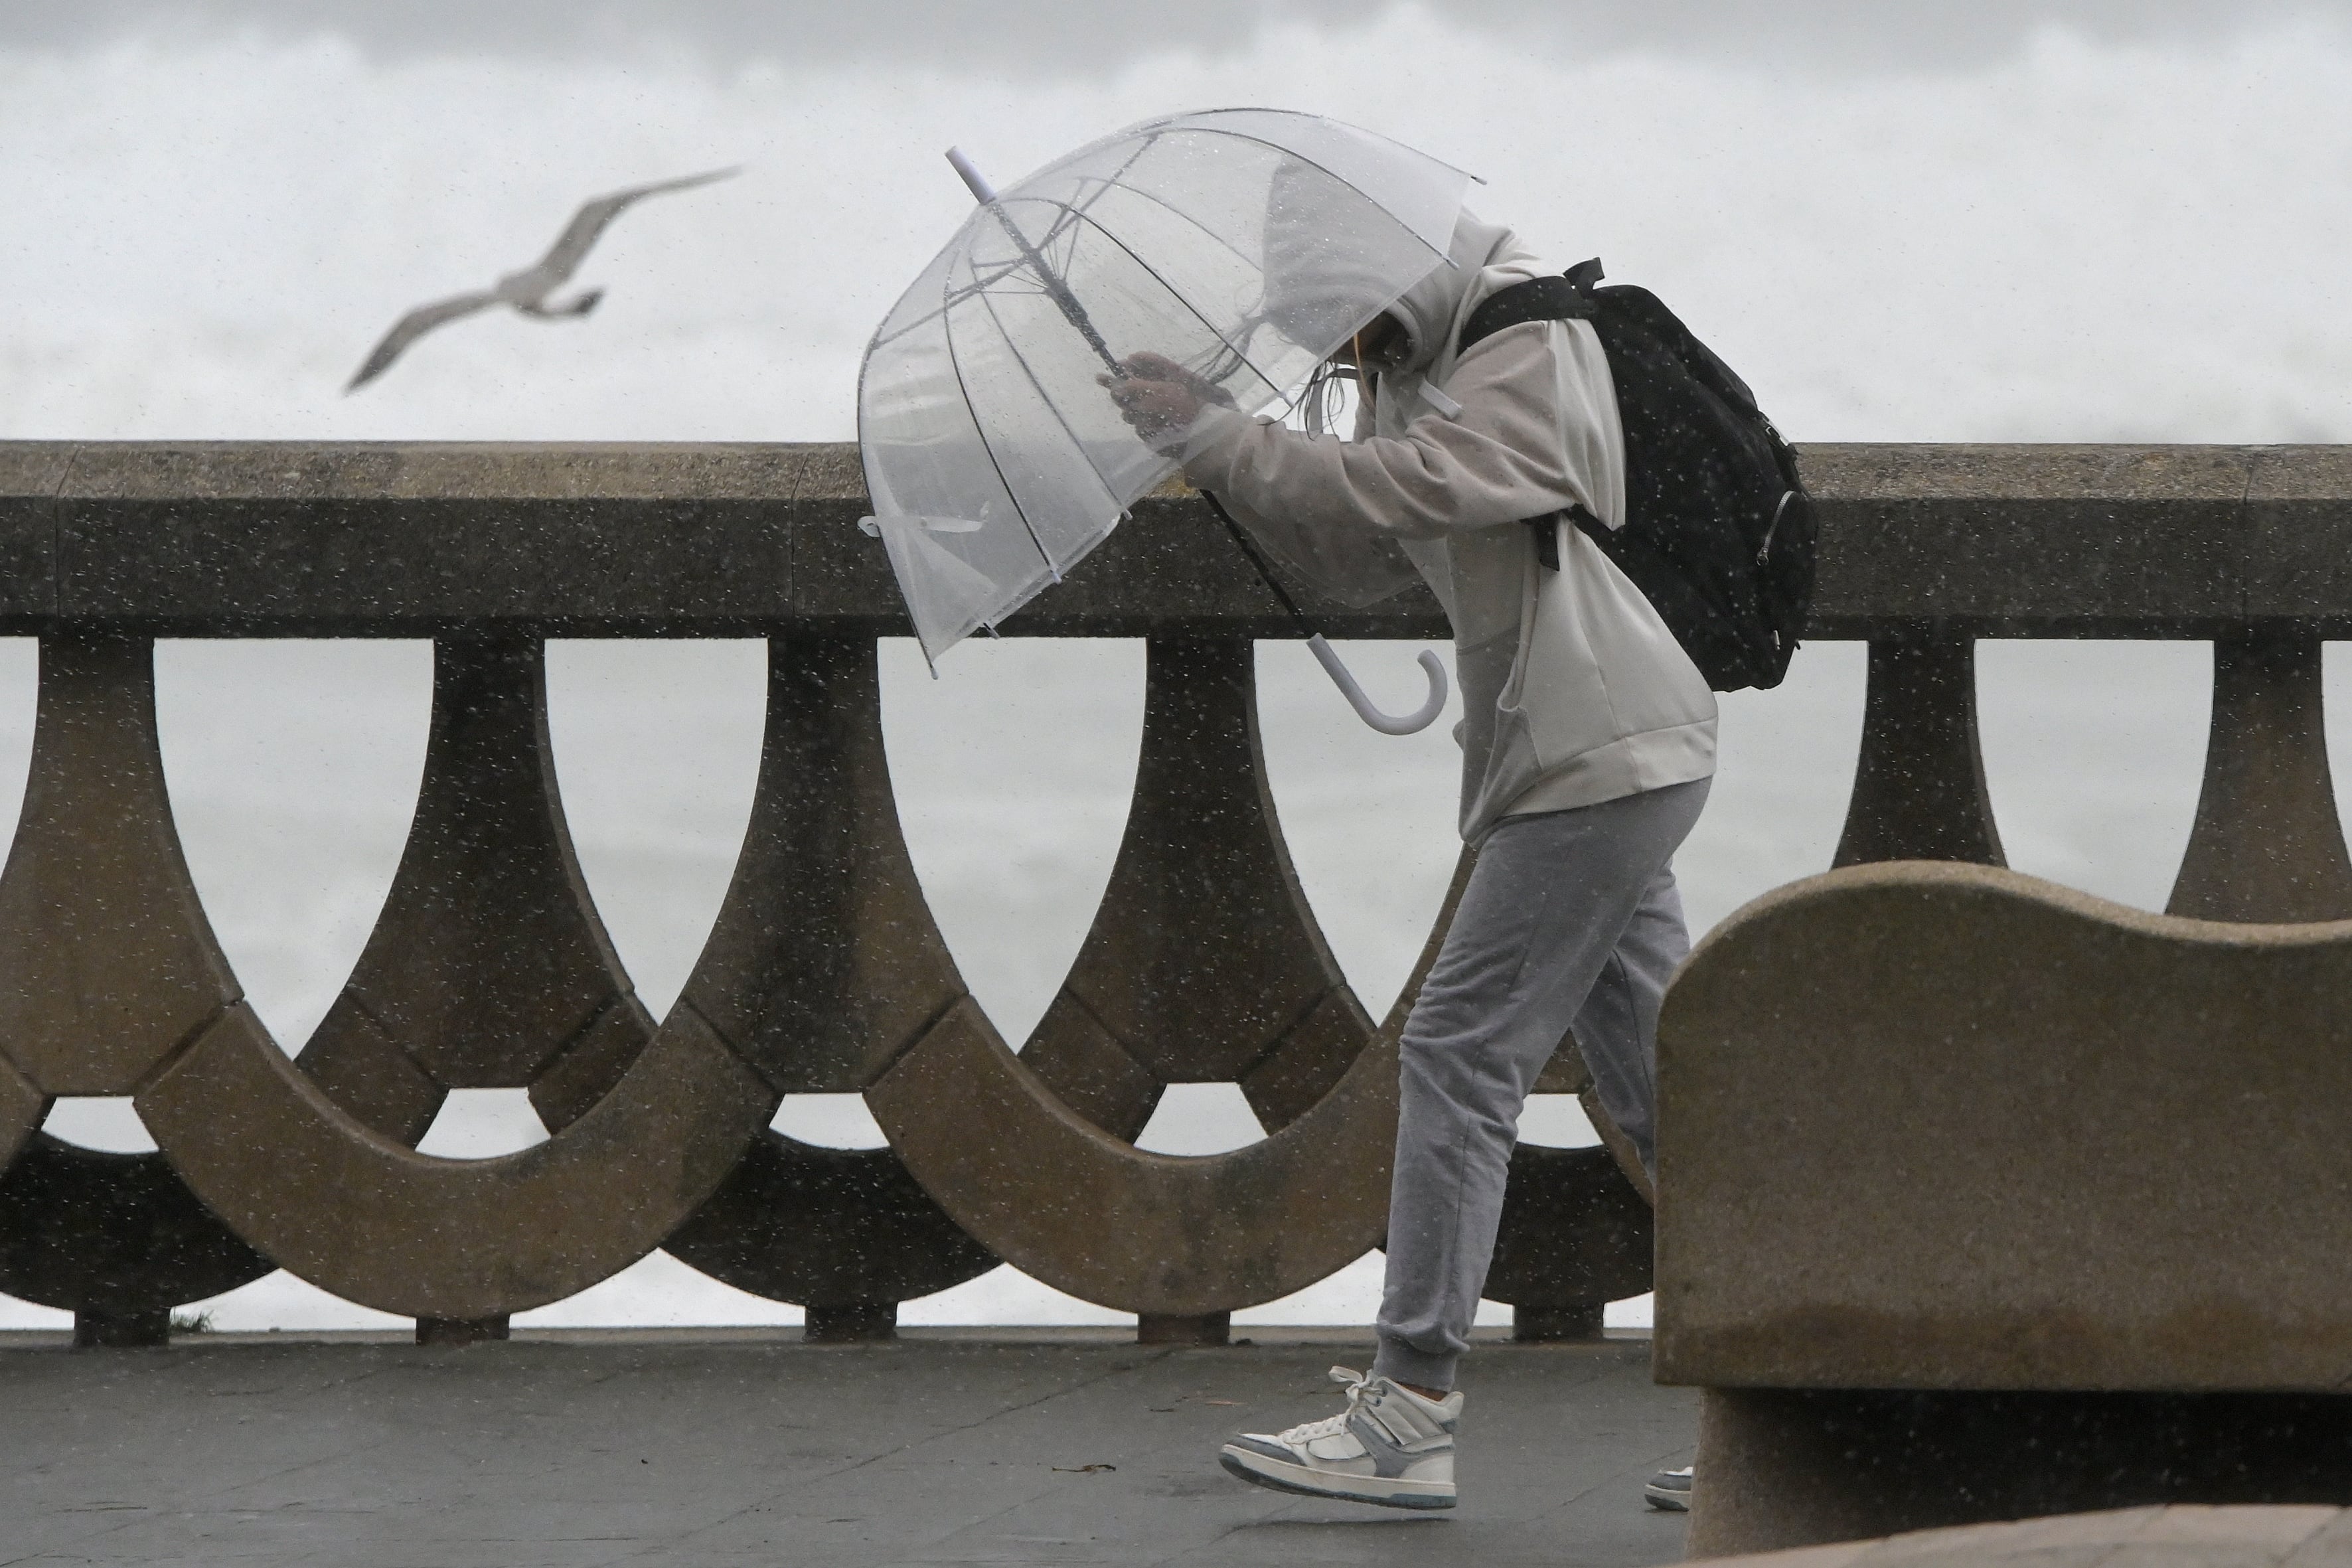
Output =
[{"x1": 346, "y1": 166, "x2": 740, "y2": 392}]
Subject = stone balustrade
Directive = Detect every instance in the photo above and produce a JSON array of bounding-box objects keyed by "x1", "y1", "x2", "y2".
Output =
[{"x1": 0, "y1": 440, "x2": 2345, "y2": 1380}]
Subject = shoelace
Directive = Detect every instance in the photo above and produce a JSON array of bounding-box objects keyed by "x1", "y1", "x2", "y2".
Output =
[{"x1": 1277, "y1": 1366, "x2": 1376, "y2": 1445}]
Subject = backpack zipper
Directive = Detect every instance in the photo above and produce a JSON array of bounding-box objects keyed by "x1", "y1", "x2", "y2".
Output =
[{"x1": 1757, "y1": 490, "x2": 1796, "y2": 566}]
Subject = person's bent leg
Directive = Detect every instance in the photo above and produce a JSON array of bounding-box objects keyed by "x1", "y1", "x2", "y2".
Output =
[
  {"x1": 1218, "y1": 778, "x2": 1707, "y2": 1511},
  {"x1": 1373, "y1": 777, "x2": 1709, "y2": 1393},
  {"x1": 1565, "y1": 839, "x2": 1711, "y2": 1516},
  {"x1": 1567, "y1": 858, "x2": 1697, "y2": 1182}
]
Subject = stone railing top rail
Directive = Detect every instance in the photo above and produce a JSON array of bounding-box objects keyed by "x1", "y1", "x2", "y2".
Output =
[{"x1": 3, "y1": 440, "x2": 2348, "y2": 638}]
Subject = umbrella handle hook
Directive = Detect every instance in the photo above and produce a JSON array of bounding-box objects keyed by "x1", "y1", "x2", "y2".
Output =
[{"x1": 1306, "y1": 635, "x2": 1448, "y2": 736}]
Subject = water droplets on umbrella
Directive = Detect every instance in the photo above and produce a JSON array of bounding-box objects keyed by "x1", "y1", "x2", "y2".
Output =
[{"x1": 854, "y1": 110, "x2": 1462, "y2": 732}]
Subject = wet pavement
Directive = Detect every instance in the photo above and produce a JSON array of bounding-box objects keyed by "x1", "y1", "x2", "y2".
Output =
[{"x1": 0, "y1": 1326, "x2": 1693, "y2": 1568}]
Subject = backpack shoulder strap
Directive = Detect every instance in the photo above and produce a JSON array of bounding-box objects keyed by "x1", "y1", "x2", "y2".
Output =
[
  {"x1": 1589, "y1": 282, "x2": 1761, "y2": 413},
  {"x1": 1455, "y1": 260, "x2": 1607, "y2": 574},
  {"x1": 1455, "y1": 258, "x2": 1605, "y2": 356}
]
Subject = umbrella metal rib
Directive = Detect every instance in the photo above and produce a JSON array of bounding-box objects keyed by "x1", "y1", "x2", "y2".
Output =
[
  {"x1": 946, "y1": 168, "x2": 1323, "y2": 639},
  {"x1": 937, "y1": 263, "x2": 1067, "y2": 588},
  {"x1": 965, "y1": 277, "x2": 1125, "y2": 558},
  {"x1": 953, "y1": 193, "x2": 1283, "y2": 519},
  {"x1": 1051, "y1": 201, "x2": 1288, "y2": 404},
  {"x1": 961, "y1": 174, "x2": 1123, "y2": 375},
  {"x1": 868, "y1": 143, "x2": 1158, "y2": 352},
  {"x1": 866, "y1": 114, "x2": 1475, "y2": 668},
  {"x1": 970, "y1": 199, "x2": 1330, "y2": 641}
]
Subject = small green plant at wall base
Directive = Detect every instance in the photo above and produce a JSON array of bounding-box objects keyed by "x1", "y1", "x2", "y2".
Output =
[{"x1": 168, "y1": 1311, "x2": 213, "y2": 1335}]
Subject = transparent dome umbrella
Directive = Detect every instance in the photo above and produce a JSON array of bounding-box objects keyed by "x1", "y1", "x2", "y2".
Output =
[{"x1": 856, "y1": 108, "x2": 1472, "y2": 732}]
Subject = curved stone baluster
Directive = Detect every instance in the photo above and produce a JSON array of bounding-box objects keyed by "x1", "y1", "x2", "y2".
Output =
[
  {"x1": 0, "y1": 636, "x2": 273, "y2": 1346},
  {"x1": 0, "y1": 1061, "x2": 35, "y2": 1172},
  {"x1": 876, "y1": 997, "x2": 1396, "y2": 1324},
  {"x1": 655, "y1": 637, "x2": 995, "y2": 1341},
  {"x1": 142, "y1": 1004, "x2": 768, "y2": 1326},
  {"x1": 870, "y1": 637, "x2": 1389, "y2": 1338},
  {"x1": 1018, "y1": 639, "x2": 1375, "y2": 1137},
  {"x1": 137, "y1": 638, "x2": 773, "y2": 1332},
  {"x1": 1489, "y1": 1023, "x2": 1658, "y2": 1340},
  {"x1": 1486, "y1": 1131, "x2": 1656, "y2": 1342},
  {"x1": 2167, "y1": 631, "x2": 2352, "y2": 921},
  {"x1": 293, "y1": 639, "x2": 658, "y2": 1146},
  {"x1": 1833, "y1": 630, "x2": 2006, "y2": 868}
]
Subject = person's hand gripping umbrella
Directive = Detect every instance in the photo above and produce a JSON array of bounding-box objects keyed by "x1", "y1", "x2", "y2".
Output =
[
  {"x1": 1093, "y1": 349, "x2": 1447, "y2": 736},
  {"x1": 856, "y1": 109, "x2": 1472, "y2": 732}
]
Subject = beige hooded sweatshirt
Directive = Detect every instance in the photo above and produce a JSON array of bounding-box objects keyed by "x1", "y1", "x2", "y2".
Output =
[{"x1": 1177, "y1": 212, "x2": 1717, "y2": 846}]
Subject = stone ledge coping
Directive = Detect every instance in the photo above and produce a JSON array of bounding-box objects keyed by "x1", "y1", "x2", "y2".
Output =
[
  {"x1": 1700, "y1": 1506, "x2": 2352, "y2": 1568},
  {"x1": 1, "y1": 441, "x2": 2347, "y2": 636}
]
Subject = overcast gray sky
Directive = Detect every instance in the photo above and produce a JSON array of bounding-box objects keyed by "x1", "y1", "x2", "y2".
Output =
[{"x1": 5, "y1": 0, "x2": 2347, "y2": 72}]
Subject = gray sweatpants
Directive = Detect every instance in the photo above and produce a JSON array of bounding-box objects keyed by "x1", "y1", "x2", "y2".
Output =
[{"x1": 1373, "y1": 777, "x2": 1711, "y2": 1392}]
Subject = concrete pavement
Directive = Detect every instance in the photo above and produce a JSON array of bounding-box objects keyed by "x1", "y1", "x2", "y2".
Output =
[{"x1": 0, "y1": 1327, "x2": 1693, "y2": 1568}]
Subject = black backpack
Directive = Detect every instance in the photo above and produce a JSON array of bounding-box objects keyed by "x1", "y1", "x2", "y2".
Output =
[{"x1": 1456, "y1": 258, "x2": 1815, "y2": 692}]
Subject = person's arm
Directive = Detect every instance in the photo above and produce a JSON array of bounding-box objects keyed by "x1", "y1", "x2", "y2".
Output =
[
  {"x1": 1102, "y1": 352, "x2": 1422, "y2": 606},
  {"x1": 1178, "y1": 323, "x2": 1612, "y2": 543}
]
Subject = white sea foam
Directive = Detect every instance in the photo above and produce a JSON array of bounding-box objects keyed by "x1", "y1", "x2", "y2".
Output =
[{"x1": 1, "y1": 11, "x2": 2346, "y2": 1328}]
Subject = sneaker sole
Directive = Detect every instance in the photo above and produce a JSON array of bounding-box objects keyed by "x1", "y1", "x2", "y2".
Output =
[
  {"x1": 1644, "y1": 1483, "x2": 1690, "y2": 1512},
  {"x1": 1218, "y1": 1446, "x2": 1456, "y2": 1511}
]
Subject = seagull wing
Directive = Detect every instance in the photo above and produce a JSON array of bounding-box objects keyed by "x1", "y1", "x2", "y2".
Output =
[
  {"x1": 346, "y1": 289, "x2": 503, "y2": 392},
  {"x1": 522, "y1": 166, "x2": 742, "y2": 291}
]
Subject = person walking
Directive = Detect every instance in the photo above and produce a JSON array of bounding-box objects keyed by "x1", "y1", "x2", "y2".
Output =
[{"x1": 1105, "y1": 208, "x2": 1716, "y2": 1513}]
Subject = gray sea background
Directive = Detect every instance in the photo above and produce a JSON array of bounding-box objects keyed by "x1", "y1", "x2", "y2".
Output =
[{"x1": 2, "y1": 2, "x2": 2349, "y2": 1330}]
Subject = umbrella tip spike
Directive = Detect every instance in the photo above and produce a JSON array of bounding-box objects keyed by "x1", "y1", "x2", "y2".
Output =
[{"x1": 945, "y1": 147, "x2": 996, "y2": 204}]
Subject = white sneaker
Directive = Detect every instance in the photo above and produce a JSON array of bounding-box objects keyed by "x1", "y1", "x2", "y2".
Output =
[
  {"x1": 1218, "y1": 1366, "x2": 1461, "y2": 1511},
  {"x1": 1644, "y1": 1464, "x2": 1693, "y2": 1510}
]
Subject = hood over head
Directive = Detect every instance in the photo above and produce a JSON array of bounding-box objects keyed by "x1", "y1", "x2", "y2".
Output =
[
  {"x1": 1376, "y1": 208, "x2": 1544, "y2": 380},
  {"x1": 1259, "y1": 160, "x2": 1544, "y2": 381}
]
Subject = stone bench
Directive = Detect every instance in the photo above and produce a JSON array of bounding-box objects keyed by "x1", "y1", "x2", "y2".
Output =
[
  {"x1": 1701, "y1": 1506, "x2": 2352, "y2": 1568},
  {"x1": 1657, "y1": 864, "x2": 2352, "y2": 1557}
]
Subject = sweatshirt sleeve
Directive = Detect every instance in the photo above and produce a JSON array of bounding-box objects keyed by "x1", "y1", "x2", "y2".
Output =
[
  {"x1": 1179, "y1": 440, "x2": 1425, "y2": 608},
  {"x1": 1177, "y1": 321, "x2": 1608, "y2": 550}
]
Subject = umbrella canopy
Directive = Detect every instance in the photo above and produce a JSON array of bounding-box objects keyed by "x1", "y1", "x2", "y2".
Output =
[{"x1": 858, "y1": 108, "x2": 1476, "y2": 664}]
